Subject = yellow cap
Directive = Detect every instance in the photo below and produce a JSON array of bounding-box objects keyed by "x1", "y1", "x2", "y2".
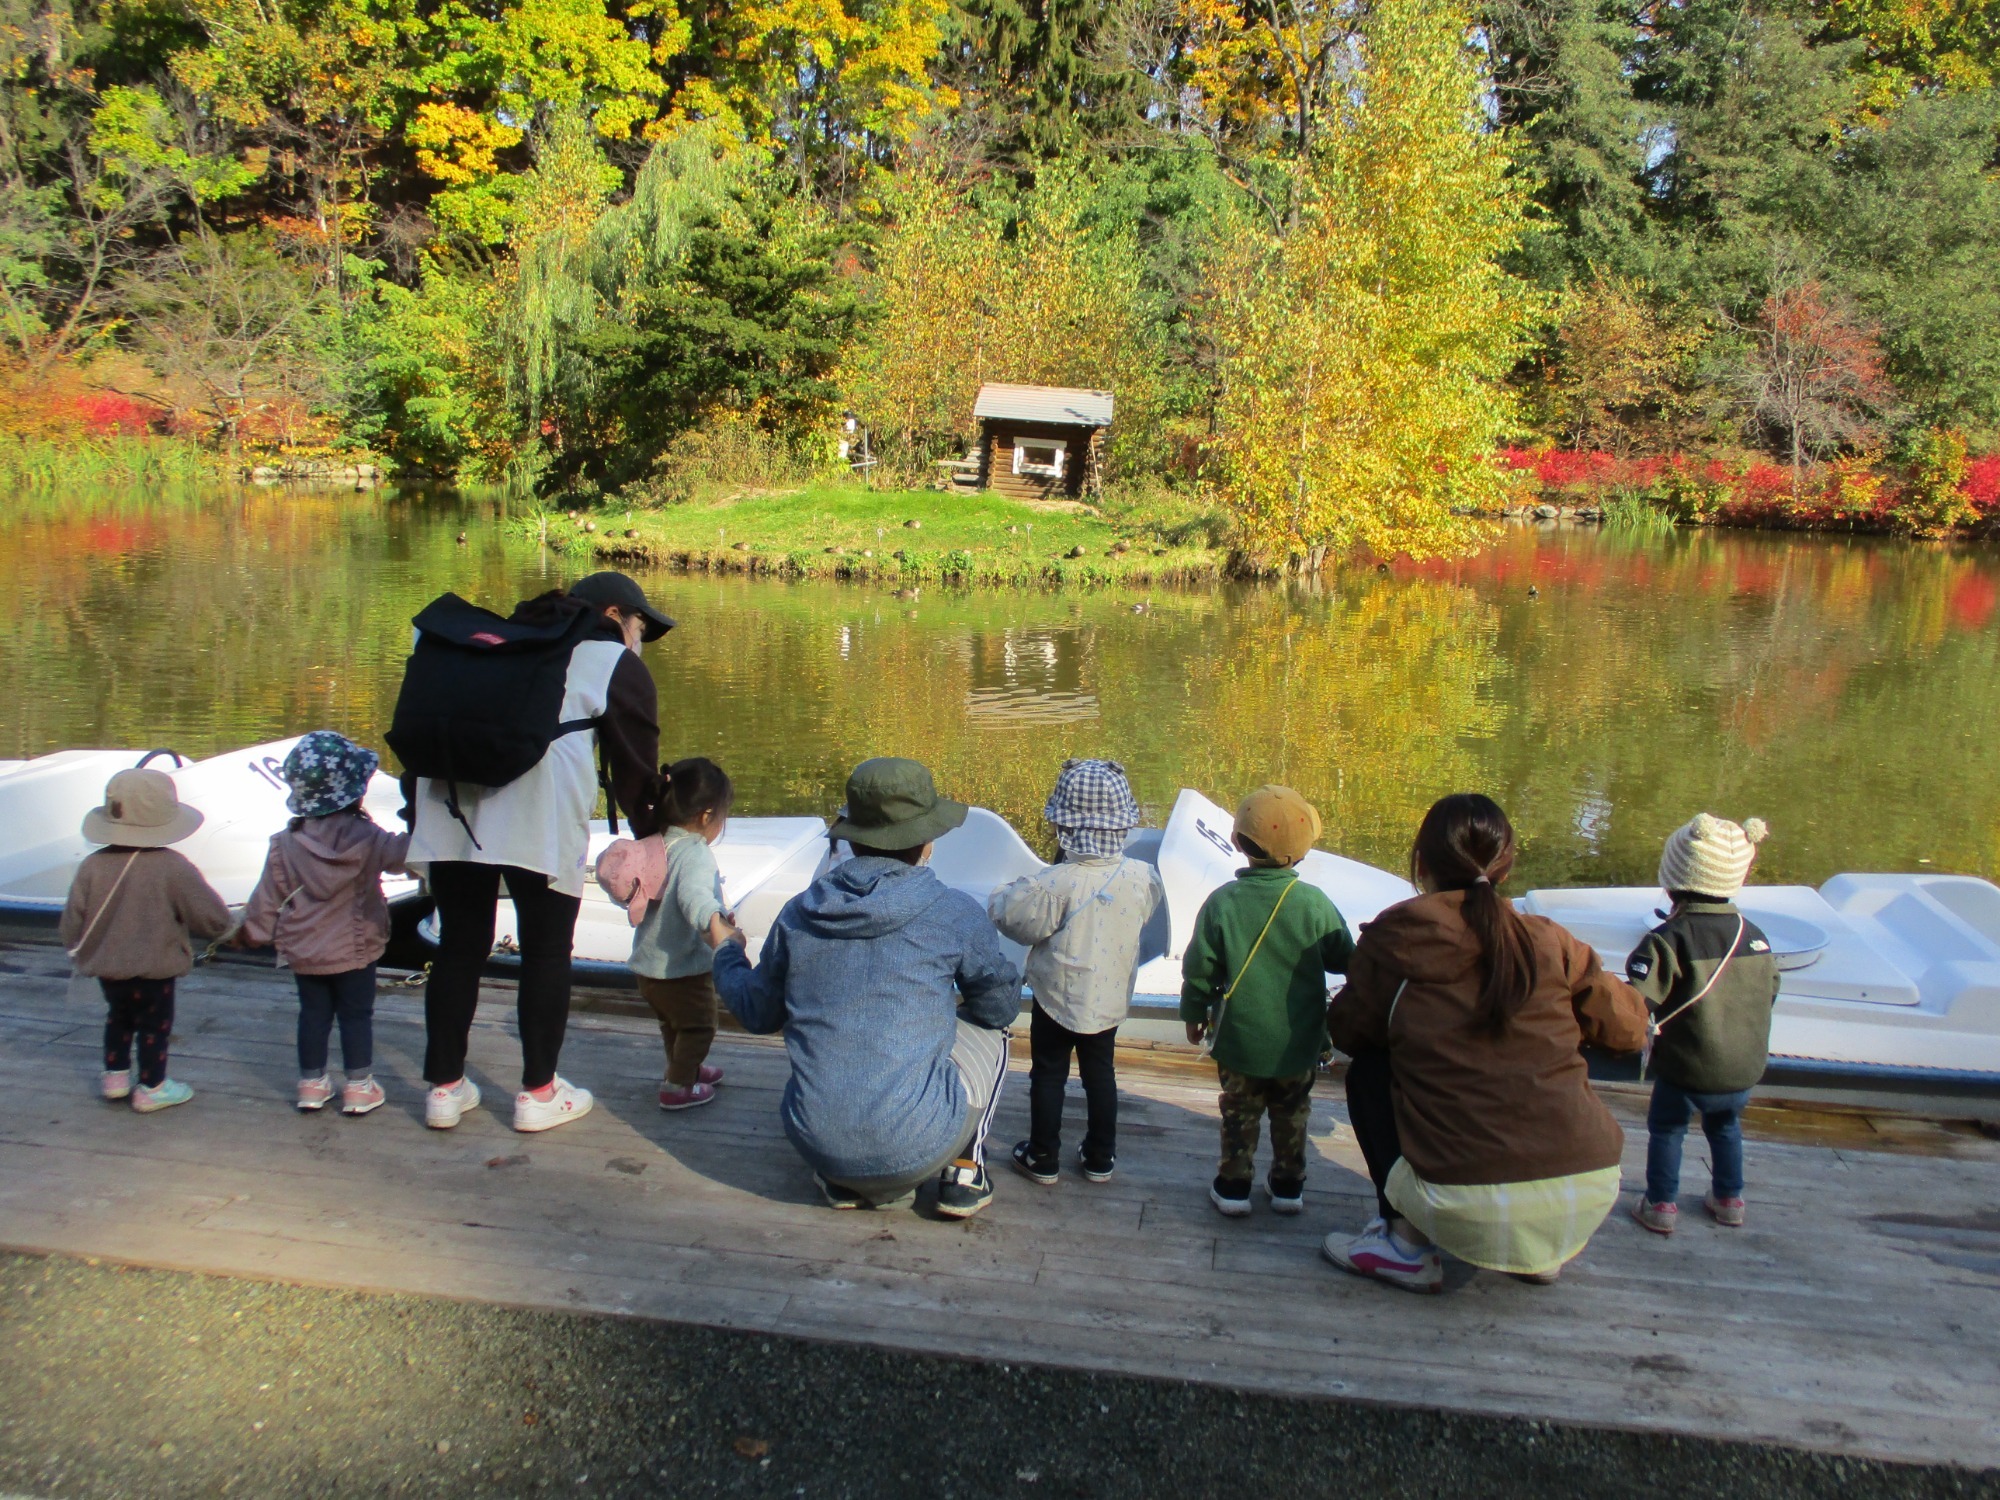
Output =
[{"x1": 1234, "y1": 785, "x2": 1321, "y2": 866}]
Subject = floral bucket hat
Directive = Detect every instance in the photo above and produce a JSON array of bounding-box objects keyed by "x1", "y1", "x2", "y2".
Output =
[{"x1": 281, "y1": 731, "x2": 380, "y2": 819}]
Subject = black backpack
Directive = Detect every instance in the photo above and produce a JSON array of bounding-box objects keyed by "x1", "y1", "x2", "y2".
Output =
[{"x1": 385, "y1": 591, "x2": 616, "y2": 844}]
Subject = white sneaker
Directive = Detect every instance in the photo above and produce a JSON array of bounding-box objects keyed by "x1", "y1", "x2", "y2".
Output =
[
  {"x1": 513, "y1": 1076, "x2": 593, "y2": 1133},
  {"x1": 1322, "y1": 1216, "x2": 1444, "y2": 1294},
  {"x1": 425, "y1": 1077, "x2": 481, "y2": 1129}
]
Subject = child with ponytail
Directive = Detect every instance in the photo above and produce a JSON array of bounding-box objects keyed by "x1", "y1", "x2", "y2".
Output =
[{"x1": 606, "y1": 758, "x2": 738, "y2": 1110}]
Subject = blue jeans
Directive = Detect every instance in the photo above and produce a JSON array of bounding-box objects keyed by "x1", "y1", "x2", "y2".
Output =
[
  {"x1": 296, "y1": 965, "x2": 377, "y2": 1076},
  {"x1": 1645, "y1": 1079, "x2": 1751, "y2": 1203}
]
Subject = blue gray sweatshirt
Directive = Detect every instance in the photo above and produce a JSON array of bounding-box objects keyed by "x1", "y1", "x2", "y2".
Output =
[{"x1": 713, "y1": 856, "x2": 1021, "y2": 1182}]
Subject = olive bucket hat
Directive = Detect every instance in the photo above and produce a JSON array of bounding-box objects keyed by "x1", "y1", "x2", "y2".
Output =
[{"x1": 828, "y1": 757, "x2": 968, "y2": 851}]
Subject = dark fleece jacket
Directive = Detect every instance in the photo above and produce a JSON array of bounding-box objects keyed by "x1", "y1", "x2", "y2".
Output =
[{"x1": 1328, "y1": 889, "x2": 1648, "y2": 1186}]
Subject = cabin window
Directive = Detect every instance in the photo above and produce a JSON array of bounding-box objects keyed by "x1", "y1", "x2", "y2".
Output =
[{"x1": 1013, "y1": 438, "x2": 1067, "y2": 479}]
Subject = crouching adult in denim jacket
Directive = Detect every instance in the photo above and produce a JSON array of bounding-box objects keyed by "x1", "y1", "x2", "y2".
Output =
[{"x1": 715, "y1": 758, "x2": 1021, "y2": 1219}]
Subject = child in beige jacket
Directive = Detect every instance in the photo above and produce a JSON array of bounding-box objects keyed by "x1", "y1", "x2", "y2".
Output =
[{"x1": 61, "y1": 768, "x2": 231, "y2": 1113}]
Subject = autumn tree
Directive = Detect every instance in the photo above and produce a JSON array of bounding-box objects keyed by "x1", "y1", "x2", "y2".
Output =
[
  {"x1": 1734, "y1": 275, "x2": 1894, "y2": 486},
  {"x1": 1206, "y1": 0, "x2": 1543, "y2": 565},
  {"x1": 1545, "y1": 275, "x2": 1711, "y2": 453}
]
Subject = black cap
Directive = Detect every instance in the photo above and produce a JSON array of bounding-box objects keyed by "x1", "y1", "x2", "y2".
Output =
[{"x1": 568, "y1": 571, "x2": 675, "y2": 641}]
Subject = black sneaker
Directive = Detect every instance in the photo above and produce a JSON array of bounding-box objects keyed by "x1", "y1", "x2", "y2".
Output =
[
  {"x1": 1210, "y1": 1175, "x2": 1253, "y2": 1217},
  {"x1": 936, "y1": 1159, "x2": 994, "y2": 1219},
  {"x1": 1267, "y1": 1177, "x2": 1305, "y2": 1215},
  {"x1": 1011, "y1": 1141, "x2": 1059, "y2": 1186},
  {"x1": 1080, "y1": 1153, "x2": 1116, "y2": 1183},
  {"x1": 814, "y1": 1172, "x2": 870, "y2": 1209},
  {"x1": 813, "y1": 1173, "x2": 914, "y2": 1211}
]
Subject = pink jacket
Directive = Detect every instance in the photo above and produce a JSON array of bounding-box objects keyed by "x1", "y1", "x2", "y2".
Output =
[{"x1": 241, "y1": 813, "x2": 411, "y2": 975}]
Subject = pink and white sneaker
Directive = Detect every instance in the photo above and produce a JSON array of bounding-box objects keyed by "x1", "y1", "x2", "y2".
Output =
[
  {"x1": 658, "y1": 1080, "x2": 716, "y2": 1111},
  {"x1": 341, "y1": 1076, "x2": 386, "y2": 1116},
  {"x1": 296, "y1": 1074, "x2": 335, "y2": 1112},
  {"x1": 696, "y1": 1063, "x2": 724, "y2": 1086},
  {"x1": 1704, "y1": 1194, "x2": 1746, "y2": 1227},
  {"x1": 1632, "y1": 1198, "x2": 1679, "y2": 1235},
  {"x1": 513, "y1": 1076, "x2": 593, "y2": 1133},
  {"x1": 1322, "y1": 1218, "x2": 1443, "y2": 1294},
  {"x1": 101, "y1": 1070, "x2": 131, "y2": 1101}
]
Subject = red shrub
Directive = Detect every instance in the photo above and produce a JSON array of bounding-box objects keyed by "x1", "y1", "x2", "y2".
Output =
[{"x1": 1964, "y1": 454, "x2": 2000, "y2": 510}]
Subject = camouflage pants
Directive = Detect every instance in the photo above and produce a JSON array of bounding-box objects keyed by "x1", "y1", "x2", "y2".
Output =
[{"x1": 1217, "y1": 1067, "x2": 1315, "y2": 1186}]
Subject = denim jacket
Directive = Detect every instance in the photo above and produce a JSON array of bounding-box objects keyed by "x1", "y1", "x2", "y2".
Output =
[{"x1": 714, "y1": 856, "x2": 1020, "y2": 1181}]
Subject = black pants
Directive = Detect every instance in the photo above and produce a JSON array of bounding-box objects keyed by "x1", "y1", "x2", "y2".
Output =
[
  {"x1": 424, "y1": 862, "x2": 582, "y2": 1091},
  {"x1": 1027, "y1": 1002, "x2": 1118, "y2": 1167},
  {"x1": 296, "y1": 964, "x2": 377, "y2": 1076},
  {"x1": 1343, "y1": 1046, "x2": 1403, "y2": 1221},
  {"x1": 101, "y1": 977, "x2": 175, "y2": 1088}
]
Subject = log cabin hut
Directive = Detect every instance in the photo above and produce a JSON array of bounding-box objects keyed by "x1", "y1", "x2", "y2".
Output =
[{"x1": 970, "y1": 383, "x2": 1114, "y2": 500}]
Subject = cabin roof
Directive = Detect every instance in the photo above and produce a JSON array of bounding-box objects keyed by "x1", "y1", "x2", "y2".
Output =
[{"x1": 973, "y1": 383, "x2": 1114, "y2": 428}]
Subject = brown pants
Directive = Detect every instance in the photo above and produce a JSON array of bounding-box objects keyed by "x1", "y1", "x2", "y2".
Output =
[{"x1": 637, "y1": 973, "x2": 718, "y2": 1086}]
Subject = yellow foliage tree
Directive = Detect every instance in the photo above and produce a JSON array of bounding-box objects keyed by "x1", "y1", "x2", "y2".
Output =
[
  {"x1": 1205, "y1": 0, "x2": 1544, "y2": 565},
  {"x1": 845, "y1": 162, "x2": 1163, "y2": 474}
]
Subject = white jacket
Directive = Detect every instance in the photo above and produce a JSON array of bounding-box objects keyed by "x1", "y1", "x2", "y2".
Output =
[{"x1": 988, "y1": 855, "x2": 1166, "y2": 1034}]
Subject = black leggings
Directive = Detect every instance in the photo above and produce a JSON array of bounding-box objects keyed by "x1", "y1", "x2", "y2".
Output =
[
  {"x1": 423, "y1": 862, "x2": 582, "y2": 1091},
  {"x1": 1343, "y1": 1047, "x2": 1403, "y2": 1222},
  {"x1": 102, "y1": 977, "x2": 175, "y2": 1088},
  {"x1": 1027, "y1": 1002, "x2": 1118, "y2": 1165}
]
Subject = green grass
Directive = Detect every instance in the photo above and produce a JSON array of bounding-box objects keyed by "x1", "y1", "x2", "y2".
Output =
[
  {"x1": 1599, "y1": 489, "x2": 1679, "y2": 538},
  {"x1": 570, "y1": 483, "x2": 1232, "y2": 587},
  {"x1": 0, "y1": 434, "x2": 216, "y2": 488}
]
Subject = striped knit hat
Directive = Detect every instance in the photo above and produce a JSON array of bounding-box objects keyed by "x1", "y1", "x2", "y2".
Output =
[{"x1": 1658, "y1": 813, "x2": 1769, "y2": 900}]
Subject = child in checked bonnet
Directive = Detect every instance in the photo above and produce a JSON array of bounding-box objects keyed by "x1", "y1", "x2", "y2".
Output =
[
  {"x1": 989, "y1": 758, "x2": 1165, "y2": 1184},
  {"x1": 240, "y1": 731, "x2": 410, "y2": 1115},
  {"x1": 61, "y1": 767, "x2": 232, "y2": 1113},
  {"x1": 598, "y1": 757, "x2": 739, "y2": 1110}
]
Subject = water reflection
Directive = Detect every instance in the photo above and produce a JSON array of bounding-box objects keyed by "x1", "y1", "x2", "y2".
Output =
[{"x1": 1, "y1": 486, "x2": 1994, "y2": 888}]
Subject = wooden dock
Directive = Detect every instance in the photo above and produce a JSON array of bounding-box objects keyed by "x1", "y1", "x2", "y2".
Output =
[{"x1": 2, "y1": 943, "x2": 1997, "y2": 1470}]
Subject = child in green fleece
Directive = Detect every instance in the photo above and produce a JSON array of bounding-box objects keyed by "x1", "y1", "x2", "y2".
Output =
[{"x1": 1181, "y1": 786, "x2": 1354, "y2": 1218}]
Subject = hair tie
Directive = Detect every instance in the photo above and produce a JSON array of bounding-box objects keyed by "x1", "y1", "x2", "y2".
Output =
[{"x1": 1473, "y1": 874, "x2": 1491, "y2": 885}]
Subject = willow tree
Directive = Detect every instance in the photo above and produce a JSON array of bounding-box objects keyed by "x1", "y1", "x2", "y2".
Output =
[{"x1": 1206, "y1": 0, "x2": 1544, "y2": 565}]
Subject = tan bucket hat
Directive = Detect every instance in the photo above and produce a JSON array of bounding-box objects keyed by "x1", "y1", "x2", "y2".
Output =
[{"x1": 81, "y1": 768, "x2": 204, "y2": 848}]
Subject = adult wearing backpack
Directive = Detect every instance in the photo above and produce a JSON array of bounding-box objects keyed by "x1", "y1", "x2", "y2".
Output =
[{"x1": 399, "y1": 571, "x2": 670, "y2": 1133}]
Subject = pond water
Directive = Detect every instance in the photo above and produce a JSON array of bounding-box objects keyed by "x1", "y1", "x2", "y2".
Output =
[{"x1": 3, "y1": 486, "x2": 1996, "y2": 890}]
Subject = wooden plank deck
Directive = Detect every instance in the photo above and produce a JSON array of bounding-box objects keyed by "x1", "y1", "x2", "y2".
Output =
[{"x1": 1, "y1": 942, "x2": 1996, "y2": 1470}]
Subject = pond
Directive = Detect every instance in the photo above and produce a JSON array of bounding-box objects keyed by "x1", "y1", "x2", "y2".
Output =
[{"x1": 2, "y1": 485, "x2": 1996, "y2": 891}]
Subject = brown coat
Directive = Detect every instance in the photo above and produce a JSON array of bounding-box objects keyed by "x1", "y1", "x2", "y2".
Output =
[
  {"x1": 240, "y1": 813, "x2": 411, "y2": 975},
  {"x1": 60, "y1": 847, "x2": 233, "y2": 980},
  {"x1": 1327, "y1": 889, "x2": 1647, "y2": 1186}
]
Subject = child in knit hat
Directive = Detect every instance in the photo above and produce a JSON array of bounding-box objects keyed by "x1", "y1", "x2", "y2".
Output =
[
  {"x1": 1180, "y1": 786, "x2": 1354, "y2": 1217},
  {"x1": 989, "y1": 759, "x2": 1166, "y2": 1185},
  {"x1": 1628, "y1": 814, "x2": 1781, "y2": 1236}
]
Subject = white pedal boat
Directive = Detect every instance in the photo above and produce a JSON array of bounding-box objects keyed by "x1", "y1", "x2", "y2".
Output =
[{"x1": 4, "y1": 744, "x2": 1998, "y2": 1086}]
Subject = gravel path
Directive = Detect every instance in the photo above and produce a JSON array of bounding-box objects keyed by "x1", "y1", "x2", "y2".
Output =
[{"x1": 1, "y1": 1251, "x2": 1992, "y2": 1500}]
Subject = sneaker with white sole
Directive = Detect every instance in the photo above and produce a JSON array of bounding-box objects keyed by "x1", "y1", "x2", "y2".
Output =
[
  {"x1": 1323, "y1": 1217, "x2": 1444, "y2": 1294},
  {"x1": 101, "y1": 1070, "x2": 131, "y2": 1101},
  {"x1": 341, "y1": 1076, "x2": 386, "y2": 1116},
  {"x1": 514, "y1": 1076, "x2": 593, "y2": 1132},
  {"x1": 1704, "y1": 1194, "x2": 1746, "y2": 1227},
  {"x1": 1209, "y1": 1175, "x2": 1253, "y2": 1217},
  {"x1": 130, "y1": 1078, "x2": 193, "y2": 1114},
  {"x1": 1079, "y1": 1153, "x2": 1115, "y2": 1184},
  {"x1": 1010, "y1": 1141, "x2": 1059, "y2": 1186},
  {"x1": 812, "y1": 1174, "x2": 914, "y2": 1211},
  {"x1": 658, "y1": 1080, "x2": 715, "y2": 1111},
  {"x1": 1267, "y1": 1177, "x2": 1305, "y2": 1215},
  {"x1": 1632, "y1": 1198, "x2": 1678, "y2": 1235},
  {"x1": 297, "y1": 1074, "x2": 335, "y2": 1112},
  {"x1": 935, "y1": 1160, "x2": 994, "y2": 1219},
  {"x1": 425, "y1": 1077, "x2": 481, "y2": 1129},
  {"x1": 697, "y1": 1063, "x2": 724, "y2": 1086}
]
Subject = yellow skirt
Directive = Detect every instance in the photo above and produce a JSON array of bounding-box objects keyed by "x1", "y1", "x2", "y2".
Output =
[{"x1": 1386, "y1": 1159, "x2": 1624, "y2": 1276}]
